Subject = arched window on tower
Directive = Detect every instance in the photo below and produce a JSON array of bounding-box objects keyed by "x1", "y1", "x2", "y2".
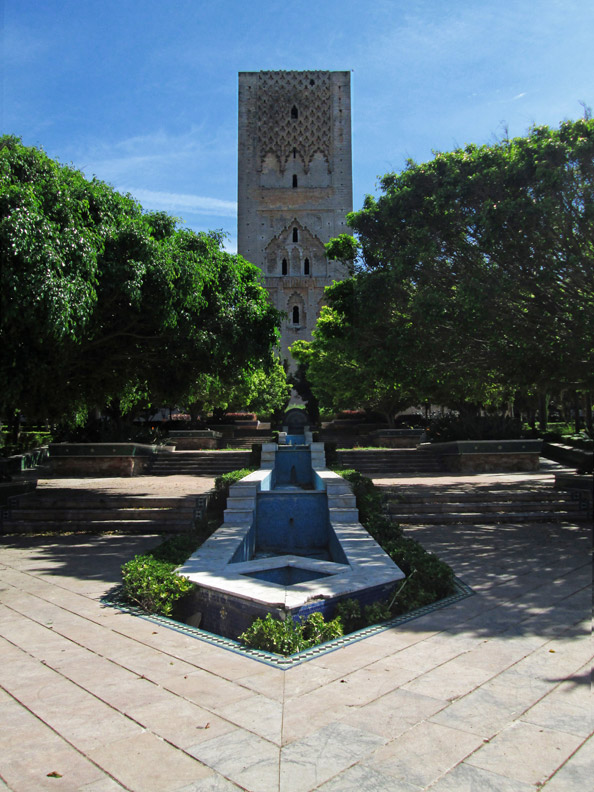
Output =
[
  {"x1": 292, "y1": 227, "x2": 298, "y2": 243},
  {"x1": 291, "y1": 105, "x2": 298, "y2": 120},
  {"x1": 304, "y1": 257, "x2": 310, "y2": 275},
  {"x1": 281, "y1": 258, "x2": 288, "y2": 275},
  {"x1": 292, "y1": 174, "x2": 298, "y2": 188},
  {"x1": 292, "y1": 306, "x2": 300, "y2": 325}
]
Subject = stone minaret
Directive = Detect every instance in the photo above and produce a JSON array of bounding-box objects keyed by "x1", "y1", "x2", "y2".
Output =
[{"x1": 237, "y1": 70, "x2": 352, "y2": 365}]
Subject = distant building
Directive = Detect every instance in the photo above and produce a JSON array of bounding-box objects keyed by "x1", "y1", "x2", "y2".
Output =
[{"x1": 237, "y1": 70, "x2": 353, "y2": 365}]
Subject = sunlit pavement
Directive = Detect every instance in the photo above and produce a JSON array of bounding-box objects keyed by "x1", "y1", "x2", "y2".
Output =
[{"x1": 0, "y1": 465, "x2": 591, "y2": 791}]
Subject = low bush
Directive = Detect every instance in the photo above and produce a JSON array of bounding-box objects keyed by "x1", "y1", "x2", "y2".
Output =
[
  {"x1": 334, "y1": 598, "x2": 391, "y2": 632},
  {"x1": 238, "y1": 611, "x2": 343, "y2": 655},
  {"x1": 426, "y1": 414, "x2": 523, "y2": 443},
  {"x1": 120, "y1": 524, "x2": 219, "y2": 617},
  {"x1": 121, "y1": 554, "x2": 195, "y2": 617},
  {"x1": 333, "y1": 469, "x2": 382, "y2": 521},
  {"x1": 333, "y1": 469, "x2": 456, "y2": 630},
  {"x1": 0, "y1": 430, "x2": 52, "y2": 457},
  {"x1": 147, "y1": 533, "x2": 206, "y2": 564},
  {"x1": 208, "y1": 468, "x2": 255, "y2": 514}
]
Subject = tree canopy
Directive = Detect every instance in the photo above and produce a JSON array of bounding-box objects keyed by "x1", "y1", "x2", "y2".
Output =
[
  {"x1": 0, "y1": 136, "x2": 284, "y2": 424},
  {"x1": 292, "y1": 119, "x2": 594, "y2": 423}
]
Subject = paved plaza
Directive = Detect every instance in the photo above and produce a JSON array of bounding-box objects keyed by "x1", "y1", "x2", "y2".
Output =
[{"x1": 0, "y1": 467, "x2": 592, "y2": 791}]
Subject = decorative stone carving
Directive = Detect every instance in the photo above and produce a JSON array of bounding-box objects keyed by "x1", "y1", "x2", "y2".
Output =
[
  {"x1": 264, "y1": 220, "x2": 326, "y2": 278},
  {"x1": 257, "y1": 71, "x2": 331, "y2": 174},
  {"x1": 238, "y1": 70, "x2": 352, "y2": 365}
]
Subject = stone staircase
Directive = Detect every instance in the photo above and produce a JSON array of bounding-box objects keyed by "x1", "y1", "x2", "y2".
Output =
[
  {"x1": 383, "y1": 481, "x2": 591, "y2": 525},
  {"x1": 224, "y1": 435, "x2": 273, "y2": 449},
  {"x1": 335, "y1": 448, "x2": 444, "y2": 476},
  {"x1": 149, "y1": 450, "x2": 252, "y2": 476},
  {"x1": 1, "y1": 490, "x2": 201, "y2": 534}
]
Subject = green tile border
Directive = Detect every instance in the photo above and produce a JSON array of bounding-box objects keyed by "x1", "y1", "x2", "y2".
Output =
[{"x1": 101, "y1": 577, "x2": 474, "y2": 669}]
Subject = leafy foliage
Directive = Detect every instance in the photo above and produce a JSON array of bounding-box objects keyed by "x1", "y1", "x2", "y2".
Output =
[
  {"x1": 426, "y1": 414, "x2": 523, "y2": 442},
  {"x1": 184, "y1": 357, "x2": 290, "y2": 423},
  {"x1": 334, "y1": 470, "x2": 456, "y2": 628},
  {"x1": 121, "y1": 555, "x2": 195, "y2": 617},
  {"x1": 208, "y1": 468, "x2": 256, "y2": 514},
  {"x1": 0, "y1": 136, "x2": 282, "y2": 426},
  {"x1": 238, "y1": 612, "x2": 343, "y2": 655},
  {"x1": 293, "y1": 119, "x2": 594, "y2": 421}
]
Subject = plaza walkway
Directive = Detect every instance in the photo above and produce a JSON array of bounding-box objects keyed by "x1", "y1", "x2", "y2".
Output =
[{"x1": 0, "y1": 466, "x2": 591, "y2": 791}]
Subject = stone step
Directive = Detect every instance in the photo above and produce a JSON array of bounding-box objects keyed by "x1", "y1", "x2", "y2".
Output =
[
  {"x1": 150, "y1": 468, "x2": 245, "y2": 476},
  {"x1": 386, "y1": 500, "x2": 583, "y2": 515},
  {"x1": 10, "y1": 495, "x2": 197, "y2": 509},
  {"x1": 150, "y1": 459, "x2": 250, "y2": 472},
  {"x1": 384, "y1": 491, "x2": 574, "y2": 504},
  {"x1": 2, "y1": 519, "x2": 192, "y2": 534},
  {"x1": 390, "y1": 510, "x2": 591, "y2": 525},
  {"x1": 327, "y1": 494, "x2": 357, "y2": 508},
  {"x1": 152, "y1": 456, "x2": 250, "y2": 462},
  {"x1": 337, "y1": 459, "x2": 437, "y2": 465},
  {"x1": 226, "y1": 497, "x2": 256, "y2": 510},
  {"x1": 225, "y1": 437, "x2": 273, "y2": 448},
  {"x1": 8, "y1": 507, "x2": 195, "y2": 521},
  {"x1": 328, "y1": 507, "x2": 359, "y2": 523},
  {"x1": 336, "y1": 450, "x2": 444, "y2": 474}
]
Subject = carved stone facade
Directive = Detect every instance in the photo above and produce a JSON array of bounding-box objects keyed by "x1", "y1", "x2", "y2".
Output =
[{"x1": 238, "y1": 70, "x2": 352, "y2": 364}]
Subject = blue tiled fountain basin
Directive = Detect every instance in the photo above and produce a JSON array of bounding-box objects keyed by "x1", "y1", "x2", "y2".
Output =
[{"x1": 242, "y1": 565, "x2": 332, "y2": 585}]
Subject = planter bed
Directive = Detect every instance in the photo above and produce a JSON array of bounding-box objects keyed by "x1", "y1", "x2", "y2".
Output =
[
  {"x1": 48, "y1": 443, "x2": 162, "y2": 477},
  {"x1": 420, "y1": 439, "x2": 543, "y2": 473}
]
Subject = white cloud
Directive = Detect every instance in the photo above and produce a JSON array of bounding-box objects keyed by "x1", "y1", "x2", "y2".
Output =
[
  {"x1": 513, "y1": 92, "x2": 527, "y2": 101},
  {"x1": 126, "y1": 188, "x2": 237, "y2": 217}
]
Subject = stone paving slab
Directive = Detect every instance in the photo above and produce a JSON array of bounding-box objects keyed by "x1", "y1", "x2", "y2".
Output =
[{"x1": 1, "y1": 466, "x2": 592, "y2": 790}]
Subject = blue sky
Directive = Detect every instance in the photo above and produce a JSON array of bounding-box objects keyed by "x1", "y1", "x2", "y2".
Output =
[{"x1": 3, "y1": 0, "x2": 593, "y2": 252}]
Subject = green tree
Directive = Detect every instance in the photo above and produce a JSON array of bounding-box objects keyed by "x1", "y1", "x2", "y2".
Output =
[
  {"x1": 183, "y1": 356, "x2": 290, "y2": 421},
  {"x1": 0, "y1": 136, "x2": 282, "y2": 428},
  {"x1": 299, "y1": 120, "x2": 594, "y2": 422}
]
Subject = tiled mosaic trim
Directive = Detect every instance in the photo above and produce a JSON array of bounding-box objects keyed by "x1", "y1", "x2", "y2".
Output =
[{"x1": 102, "y1": 577, "x2": 474, "y2": 669}]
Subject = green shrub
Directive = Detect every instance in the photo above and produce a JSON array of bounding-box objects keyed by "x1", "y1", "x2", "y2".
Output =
[
  {"x1": 147, "y1": 533, "x2": 204, "y2": 564},
  {"x1": 334, "y1": 597, "x2": 392, "y2": 633},
  {"x1": 334, "y1": 469, "x2": 401, "y2": 541},
  {"x1": 334, "y1": 598, "x2": 363, "y2": 632},
  {"x1": 0, "y1": 430, "x2": 52, "y2": 457},
  {"x1": 381, "y1": 537, "x2": 455, "y2": 614},
  {"x1": 209, "y1": 468, "x2": 255, "y2": 514},
  {"x1": 238, "y1": 611, "x2": 343, "y2": 655},
  {"x1": 121, "y1": 555, "x2": 195, "y2": 617},
  {"x1": 427, "y1": 414, "x2": 523, "y2": 443},
  {"x1": 364, "y1": 600, "x2": 392, "y2": 624},
  {"x1": 333, "y1": 469, "x2": 456, "y2": 631}
]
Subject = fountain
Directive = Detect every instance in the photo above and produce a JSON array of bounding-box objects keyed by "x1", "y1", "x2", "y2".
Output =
[{"x1": 177, "y1": 438, "x2": 405, "y2": 640}]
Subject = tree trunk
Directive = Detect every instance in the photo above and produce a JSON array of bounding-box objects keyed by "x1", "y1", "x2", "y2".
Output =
[
  {"x1": 573, "y1": 391, "x2": 583, "y2": 433},
  {"x1": 188, "y1": 402, "x2": 202, "y2": 425},
  {"x1": 583, "y1": 391, "x2": 592, "y2": 435},
  {"x1": 538, "y1": 392, "x2": 548, "y2": 433},
  {"x1": 7, "y1": 410, "x2": 21, "y2": 445}
]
